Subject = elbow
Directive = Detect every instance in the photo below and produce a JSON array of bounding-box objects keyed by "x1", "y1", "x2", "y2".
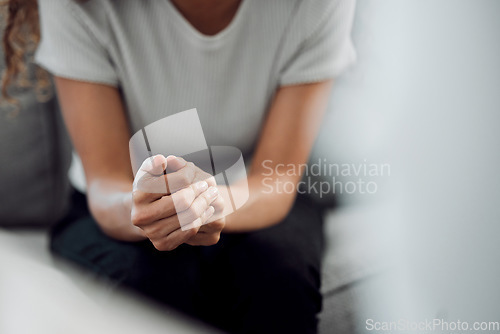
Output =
[{"x1": 269, "y1": 191, "x2": 297, "y2": 226}]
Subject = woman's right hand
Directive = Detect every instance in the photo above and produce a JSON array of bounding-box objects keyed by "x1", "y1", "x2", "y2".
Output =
[{"x1": 131, "y1": 155, "x2": 225, "y2": 251}]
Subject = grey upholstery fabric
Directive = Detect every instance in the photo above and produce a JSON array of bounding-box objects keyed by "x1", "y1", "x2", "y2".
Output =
[
  {"x1": 318, "y1": 204, "x2": 388, "y2": 333},
  {"x1": 0, "y1": 42, "x2": 72, "y2": 226}
]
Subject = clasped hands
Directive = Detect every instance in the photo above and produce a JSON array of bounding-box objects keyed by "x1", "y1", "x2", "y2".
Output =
[{"x1": 131, "y1": 154, "x2": 225, "y2": 251}]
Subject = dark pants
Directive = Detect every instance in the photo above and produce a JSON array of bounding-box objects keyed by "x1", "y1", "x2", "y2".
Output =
[{"x1": 51, "y1": 191, "x2": 325, "y2": 334}]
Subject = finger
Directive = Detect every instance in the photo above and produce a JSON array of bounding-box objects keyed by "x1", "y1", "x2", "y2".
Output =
[
  {"x1": 165, "y1": 155, "x2": 187, "y2": 173},
  {"x1": 185, "y1": 216, "x2": 225, "y2": 246},
  {"x1": 142, "y1": 185, "x2": 217, "y2": 236},
  {"x1": 181, "y1": 205, "x2": 215, "y2": 231},
  {"x1": 136, "y1": 180, "x2": 210, "y2": 228},
  {"x1": 171, "y1": 180, "x2": 209, "y2": 213},
  {"x1": 167, "y1": 158, "x2": 217, "y2": 193},
  {"x1": 150, "y1": 225, "x2": 201, "y2": 251},
  {"x1": 133, "y1": 155, "x2": 169, "y2": 196},
  {"x1": 136, "y1": 158, "x2": 215, "y2": 202},
  {"x1": 185, "y1": 227, "x2": 222, "y2": 246},
  {"x1": 134, "y1": 159, "x2": 197, "y2": 199},
  {"x1": 205, "y1": 195, "x2": 225, "y2": 224},
  {"x1": 145, "y1": 154, "x2": 168, "y2": 176},
  {"x1": 196, "y1": 217, "x2": 225, "y2": 234},
  {"x1": 203, "y1": 175, "x2": 217, "y2": 188},
  {"x1": 139, "y1": 214, "x2": 180, "y2": 239},
  {"x1": 166, "y1": 162, "x2": 197, "y2": 193},
  {"x1": 133, "y1": 186, "x2": 166, "y2": 204},
  {"x1": 178, "y1": 186, "x2": 219, "y2": 229}
]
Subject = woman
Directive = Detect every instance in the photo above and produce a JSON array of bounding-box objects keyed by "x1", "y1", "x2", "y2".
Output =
[{"x1": 3, "y1": 0, "x2": 356, "y2": 333}]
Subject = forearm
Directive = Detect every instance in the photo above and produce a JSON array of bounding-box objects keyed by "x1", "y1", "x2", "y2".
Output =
[
  {"x1": 87, "y1": 178, "x2": 147, "y2": 242},
  {"x1": 223, "y1": 174, "x2": 298, "y2": 233},
  {"x1": 221, "y1": 82, "x2": 333, "y2": 232}
]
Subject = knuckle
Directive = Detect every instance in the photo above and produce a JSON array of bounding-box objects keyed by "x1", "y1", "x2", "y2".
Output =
[
  {"x1": 131, "y1": 210, "x2": 149, "y2": 226},
  {"x1": 180, "y1": 199, "x2": 191, "y2": 212},
  {"x1": 178, "y1": 171, "x2": 194, "y2": 187},
  {"x1": 152, "y1": 240, "x2": 163, "y2": 251},
  {"x1": 197, "y1": 201, "x2": 208, "y2": 216},
  {"x1": 185, "y1": 228, "x2": 198, "y2": 238},
  {"x1": 164, "y1": 244, "x2": 177, "y2": 251},
  {"x1": 154, "y1": 176, "x2": 169, "y2": 193},
  {"x1": 207, "y1": 233, "x2": 220, "y2": 245},
  {"x1": 212, "y1": 220, "x2": 225, "y2": 230},
  {"x1": 177, "y1": 211, "x2": 188, "y2": 225},
  {"x1": 206, "y1": 176, "x2": 217, "y2": 187},
  {"x1": 196, "y1": 193, "x2": 210, "y2": 209},
  {"x1": 179, "y1": 173, "x2": 189, "y2": 185},
  {"x1": 187, "y1": 204, "x2": 201, "y2": 219},
  {"x1": 153, "y1": 239, "x2": 176, "y2": 252},
  {"x1": 132, "y1": 191, "x2": 146, "y2": 204},
  {"x1": 144, "y1": 225, "x2": 160, "y2": 239},
  {"x1": 211, "y1": 198, "x2": 224, "y2": 212},
  {"x1": 175, "y1": 192, "x2": 191, "y2": 212}
]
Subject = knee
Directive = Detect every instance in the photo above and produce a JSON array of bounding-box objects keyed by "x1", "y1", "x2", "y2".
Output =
[
  {"x1": 225, "y1": 238, "x2": 322, "y2": 334},
  {"x1": 254, "y1": 252, "x2": 322, "y2": 311},
  {"x1": 230, "y1": 234, "x2": 323, "y2": 311},
  {"x1": 50, "y1": 216, "x2": 150, "y2": 284},
  {"x1": 236, "y1": 232, "x2": 321, "y2": 286}
]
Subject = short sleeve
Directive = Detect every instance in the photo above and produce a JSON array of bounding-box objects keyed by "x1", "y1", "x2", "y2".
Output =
[
  {"x1": 279, "y1": 0, "x2": 357, "y2": 86},
  {"x1": 35, "y1": 0, "x2": 118, "y2": 86}
]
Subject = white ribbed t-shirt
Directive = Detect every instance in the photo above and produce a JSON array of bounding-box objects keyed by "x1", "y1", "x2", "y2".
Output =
[{"x1": 36, "y1": 0, "x2": 356, "y2": 183}]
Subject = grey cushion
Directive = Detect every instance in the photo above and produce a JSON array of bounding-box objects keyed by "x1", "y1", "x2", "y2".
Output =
[
  {"x1": 0, "y1": 49, "x2": 72, "y2": 226},
  {"x1": 321, "y1": 207, "x2": 385, "y2": 294},
  {"x1": 318, "y1": 204, "x2": 390, "y2": 333}
]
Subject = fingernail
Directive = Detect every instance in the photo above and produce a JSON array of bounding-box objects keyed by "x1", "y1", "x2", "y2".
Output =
[
  {"x1": 148, "y1": 155, "x2": 166, "y2": 174},
  {"x1": 195, "y1": 181, "x2": 208, "y2": 191},
  {"x1": 167, "y1": 155, "x2": 184, "y2": 164},
  {"x1": 205, "y1": 206, "x2": 215, "y2": 217},
  {"x1": 207, "y1": 186, "x2": 219, "y2": 200}
]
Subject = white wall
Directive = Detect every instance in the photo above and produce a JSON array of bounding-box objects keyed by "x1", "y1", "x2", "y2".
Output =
[{"x1": 313, "y1": 0, "x2": 500, "y2": 327}]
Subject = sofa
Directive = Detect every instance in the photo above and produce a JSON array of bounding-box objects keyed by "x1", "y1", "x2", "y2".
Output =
[
  {"x1": 0, "y1": 198, "x2": 388, "y2": 333},
  {"x1": 0, "y1": 1, "x2": 392, "y2": 331}
]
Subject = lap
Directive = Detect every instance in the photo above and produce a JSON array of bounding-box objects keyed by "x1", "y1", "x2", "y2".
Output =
[
  {"x1": 51, "y1": 191, "x2": 325, "y2": 331},
  {"x1": 213, "y1": 193, "x2": 324, "y2": 283},
  {"x1": 199, "y1": 194, "x2": 325, "y2": 332},
  {"x1": 51, "y1": 191, "x2": 206, "y2": 312}
]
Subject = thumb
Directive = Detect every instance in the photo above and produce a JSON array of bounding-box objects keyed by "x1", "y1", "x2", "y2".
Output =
[{"x1": 142, "y1": 154, "x2": 167, "y2": 176}]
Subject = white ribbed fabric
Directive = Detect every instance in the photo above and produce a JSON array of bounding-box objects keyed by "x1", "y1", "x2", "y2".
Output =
[{"x1": 35, "y1": 0, "x2": 356, "y2": 177}]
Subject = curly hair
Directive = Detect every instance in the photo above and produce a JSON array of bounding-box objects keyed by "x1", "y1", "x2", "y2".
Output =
[{"x1": 1, "y1": 0, "x2": 52, "y2": 110}]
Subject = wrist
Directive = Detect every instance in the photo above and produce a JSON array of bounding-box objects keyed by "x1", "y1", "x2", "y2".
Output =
[
  {"x1": 91, "y1": 190, "x2": 147, "y2": 242},
  {"x1": 119, "y1": 191, "x2": 148, "y2": 241}
]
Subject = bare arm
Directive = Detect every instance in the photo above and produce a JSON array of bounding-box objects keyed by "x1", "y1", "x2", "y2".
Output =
[
  {"x1": 55, "y1": 78, "x2": 145, "y2": 241},
  {"x1": 56, "y1": 78, "x2": 225, "y2": 248},
  {"x1": 55, "y1": 77, "x2": 332, "y2": 239},
  {"x1": 223, "y1": 80, "x2": 333, "y2": 232}
]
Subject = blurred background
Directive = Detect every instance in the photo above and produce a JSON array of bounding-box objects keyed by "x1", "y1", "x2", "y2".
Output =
[
  {"x1": 1, "y1": 0, "x2": 499, "y2": 333},
  {"x1": 312, "y1": 0, "x2": 500, "y2": 330}
]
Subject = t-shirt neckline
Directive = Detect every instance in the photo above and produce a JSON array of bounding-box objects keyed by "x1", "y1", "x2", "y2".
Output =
[{"x1": 164, "y1": 0, "x2": 248, "y2": 43}]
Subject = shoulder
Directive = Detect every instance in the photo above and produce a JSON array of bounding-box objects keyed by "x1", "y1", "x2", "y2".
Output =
[
  {"x1": 38, "y1": 0, "x2": 134, "y2": 47},
  {"x1": 55, "y1": 0, "x2": 154, "y2": 40},
  {"x1": 295, "y1": 0, "x2": 356, "y2": 26},
  {"x1": 63, "y1": 0, "x2": 150, "y2": 19},
  {"x1": 299, "y1": 0, "x2": 356, "y2": 44},
  {"x1": 269, "y1": 0, "x2": 354, "y2": 42}
]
